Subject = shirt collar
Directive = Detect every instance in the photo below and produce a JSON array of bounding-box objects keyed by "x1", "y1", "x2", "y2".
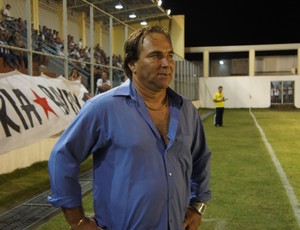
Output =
[{"x1": 113, "y1": 78, "x2": 183, "y2": 107}]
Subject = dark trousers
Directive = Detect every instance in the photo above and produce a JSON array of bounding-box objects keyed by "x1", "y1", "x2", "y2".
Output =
[{"x1": 215, "y1": 107, "x2": 224, "y2": 126}]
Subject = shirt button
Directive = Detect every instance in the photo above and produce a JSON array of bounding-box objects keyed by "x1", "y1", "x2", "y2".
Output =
[{"x1": 168, "y1": 172, "x2": 172, "y2": 176}]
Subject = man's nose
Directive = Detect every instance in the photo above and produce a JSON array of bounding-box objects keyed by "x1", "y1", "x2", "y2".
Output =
[{"x1": 161, "y1": 57, "x2": 169, "y2": 66}]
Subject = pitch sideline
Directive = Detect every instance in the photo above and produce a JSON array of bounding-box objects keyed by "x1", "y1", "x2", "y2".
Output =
[{"x1": 250, "y1": 111, "x2": 300, "y2": 227}]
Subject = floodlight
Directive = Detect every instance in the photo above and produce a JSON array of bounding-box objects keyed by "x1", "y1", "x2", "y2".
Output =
[
  {"x1": 129, "y1": 12, "x2": 136, "y2": 18},
  {"x1": 115, "y1": 2, "x2": 123, "y2": 9},
  {"x1": 140, "y1": 20, "x2": 147, "y2": 25}
]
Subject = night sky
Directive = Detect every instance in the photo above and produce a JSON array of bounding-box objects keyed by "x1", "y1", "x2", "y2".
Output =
[{"x1": 163, "y1": 1, "x2": 300, "y2": 47}]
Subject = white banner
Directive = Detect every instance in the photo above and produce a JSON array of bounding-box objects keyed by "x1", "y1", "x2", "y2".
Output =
[{"x1": 0, "y1": 70, "x2": 91, "y2": 155}]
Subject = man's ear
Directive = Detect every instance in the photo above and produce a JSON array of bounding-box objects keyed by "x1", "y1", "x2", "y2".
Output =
[{"x1": 129, "y1": 62, "x2": 136, "y2": 73}]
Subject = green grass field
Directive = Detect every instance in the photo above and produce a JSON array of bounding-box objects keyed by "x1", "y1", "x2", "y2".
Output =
[
  {"x1": 201, "y1": 109, "x2": 300, "y2": 229},
  {"x1": 1, "y1": 108, "x2": 300, "y2": 230}
]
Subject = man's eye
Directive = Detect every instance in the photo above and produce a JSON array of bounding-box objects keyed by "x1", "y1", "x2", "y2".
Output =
[
  {"x1": 151, "y1": 53, "x2": 173, "y2": 59},
  {"x1": 152, "y1": 54, "x2": 163, "y2": 59},
  {"x1": 167, "y1": 54, "x2": 174, "y2": 60}
]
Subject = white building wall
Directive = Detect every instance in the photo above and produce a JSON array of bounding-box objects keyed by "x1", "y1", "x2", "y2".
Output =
[{"x1": 199, "y1": 75, "x2": 299, "y2": 108}]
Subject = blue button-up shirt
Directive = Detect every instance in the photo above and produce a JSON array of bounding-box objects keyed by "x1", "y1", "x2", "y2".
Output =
[{"x1": 48, "y1": 79, "x2": 211, "y2": 230}]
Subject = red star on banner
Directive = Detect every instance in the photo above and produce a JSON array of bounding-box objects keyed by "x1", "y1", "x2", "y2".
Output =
[{"x1": 32, "y1": 90, "x2": 58, "y2": 119}]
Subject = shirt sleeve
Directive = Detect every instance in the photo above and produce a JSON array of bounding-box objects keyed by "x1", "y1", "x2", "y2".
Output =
[
  {"x1": 47, "y1": 101, "x2": 100, "y2": 208},
  {"x1": 189, "y1": 108, "x2": 212, "y2": 203},
  {"x1": 96, "y1": 79, "x2": 102, "y2": 87}
]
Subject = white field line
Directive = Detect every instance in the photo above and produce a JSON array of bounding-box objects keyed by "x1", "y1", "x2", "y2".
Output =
[
  {"x1": 203, "y1": 218, "x2": 226, "y2": 229},
  {"x1": 250, "y1": 111, "x2": 300, "y2": 227}
]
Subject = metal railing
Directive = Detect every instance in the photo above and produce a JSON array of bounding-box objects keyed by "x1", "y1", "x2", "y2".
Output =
[{"x1": 1, "y1": 0, "x2": 200, "y2": 100}]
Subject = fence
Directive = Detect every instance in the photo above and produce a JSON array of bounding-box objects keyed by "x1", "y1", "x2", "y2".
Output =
[{"x1": 0, "y1": 0, "x2": 200, "y2": 100}]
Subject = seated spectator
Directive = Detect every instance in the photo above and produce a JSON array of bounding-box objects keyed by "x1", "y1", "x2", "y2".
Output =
[
  {"x1": 15, "y1": 17, "x2": 26, "y2": 33},
  {"x1": 95, "y1": 70, "x2": 111, "y2": 94},
  {"x1": 0, "y1": 32, "x2": 21, "y2": 69},
  {"x1": 6, "y1": 30, "x2": 18, "y2": 45},
  {"x1": 68, "y1": 67, "x2": 89, "y2": 89},
  {"x1": 33, "y1": 43, "x2": 49, "y2": 67},
  {"x1": 0, "y1": 21, "x2": 9, "y2": 36},
  {"x1": 68, "y1": 67, "x2": 82, "y2": 81},
  {"x1": 9, "y1": 36, "x2": 28, "y2": 69},
  {"x1": 93, "y1": 67, "x2": 102, "y2": 94},
  {"x1": 53, "y1": 30, "x2": 63, "y2": 51}
]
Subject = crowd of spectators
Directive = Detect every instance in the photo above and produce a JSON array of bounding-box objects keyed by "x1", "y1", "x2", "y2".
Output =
[
  {"x1": 0, "y1": 4, "x2": 28, "y2": 69},
  {"x1": 0, "y1": 3, "x2": 125, "y2": 93}
]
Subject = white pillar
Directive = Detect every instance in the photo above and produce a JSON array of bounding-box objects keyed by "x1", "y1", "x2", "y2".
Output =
[
  {"x1": 297, "y1": 48, "x2": 300, "y2": 75},
  {"x1": 203, "y1": 50, "x2": 209, "y2": 77},
  {"x1": 249, "y1": 49, "x2": 255, "y2": 76}
]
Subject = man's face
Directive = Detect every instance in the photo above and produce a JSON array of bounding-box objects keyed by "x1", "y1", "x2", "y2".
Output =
[
  {"x1": 130, "y1": 32, "x2": 174, "y2": 92},
  {"x1": 102, "y1": 72, "x2": 107, "y2": 80}
]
